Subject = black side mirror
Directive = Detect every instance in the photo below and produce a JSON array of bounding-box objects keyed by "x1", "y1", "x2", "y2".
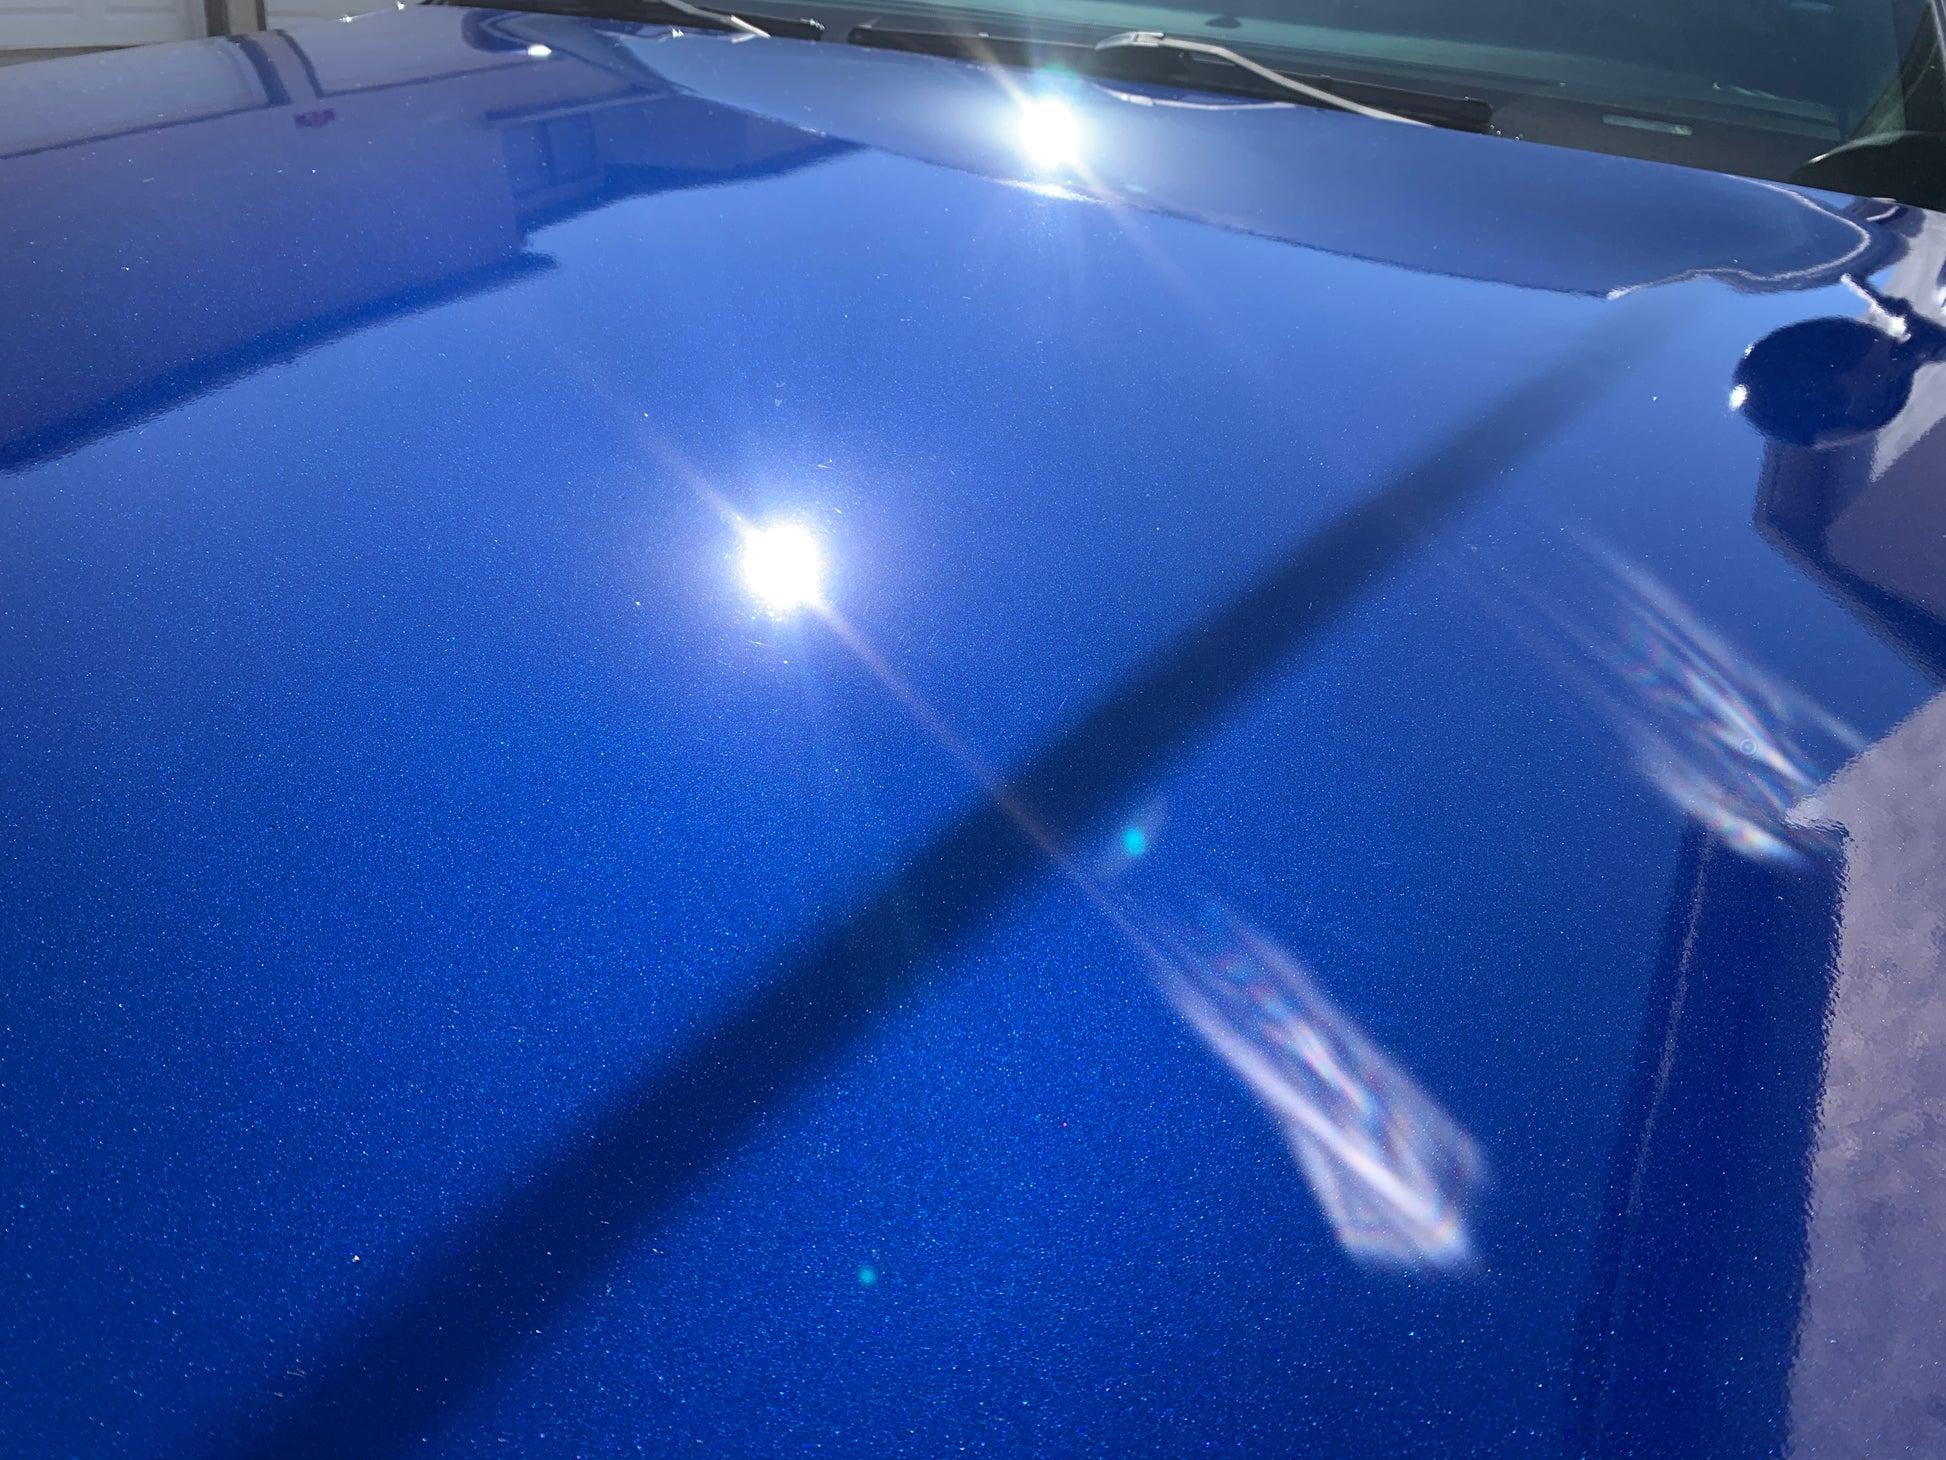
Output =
[{"x1": 1732, "y1": 315, "x2": 1920, "y2": 448}]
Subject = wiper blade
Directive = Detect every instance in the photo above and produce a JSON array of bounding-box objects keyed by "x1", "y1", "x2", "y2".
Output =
[
  {"x1": 438, "y1": 0, "x2": 824, "y2": 41},
  {"x1": 844, "y1": 24, "x2": 1490, "y2": 132},
  {"x1": 1094, "y1": 31, "x2": 1421, "y2": 126},
  {"x1": 598, "y1": 0, "x2": 826, "y2": 39},
  {"x1": 647, "y1": 0, "x2": 768, "y2": 36}
]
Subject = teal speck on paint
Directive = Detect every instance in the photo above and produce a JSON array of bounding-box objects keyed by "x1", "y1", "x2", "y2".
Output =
[
  {"x1": 856, "y1": 1266, "x2": 877, "y2": 1287},
  {"x1": 1120, "y1": 825, "x2": 1148, "y2": 859}
]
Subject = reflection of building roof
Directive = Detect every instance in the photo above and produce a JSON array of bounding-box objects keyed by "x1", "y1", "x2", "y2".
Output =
[
  {"x1": 0, "y1": 255, "x2": 554, "y2": 473},
  {"x1": 0, "y1": 12, "x2": 853, "y2": 472}
]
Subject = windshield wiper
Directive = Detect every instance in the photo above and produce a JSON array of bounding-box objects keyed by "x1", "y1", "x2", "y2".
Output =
[
  {"x1": 1093, "y1": 31, "x2": 1422, "y2": 125},
  {"x1": 645, "y1": 0, "x2": 769, "y2": 35},
  {"x1": 591, "y1": 0, "x2": 825, "y2": 38},
  {"x1": 844, "y1": 23, "x2": 1491, "y2": 131},
  {"x1": 436, "y1": 0, "x2": 824, "y2": 41}
]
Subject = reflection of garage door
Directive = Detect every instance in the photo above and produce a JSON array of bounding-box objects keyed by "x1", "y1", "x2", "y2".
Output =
[
  {"x1": 0, "y1": 0, "x2": 391, "y2": 51},
  {"x1": 0, "y1": 0, "x2": 199, "y2": 49}
]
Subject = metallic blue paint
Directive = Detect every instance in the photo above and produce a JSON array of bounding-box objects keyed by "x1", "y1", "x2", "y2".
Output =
[{"x1": 3, "y1": 9, "x2": 1944, "y2": 1457}]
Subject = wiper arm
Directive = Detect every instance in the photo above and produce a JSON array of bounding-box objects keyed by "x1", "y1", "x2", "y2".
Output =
[
  {"x1": 844, "y1": 25, "x2": 1490, "y2": 132},
  {"x1": 1094, "y1": 30, "x2": 1423, "y2": 126},
  {"x1": 434, "y1": 0, "x2": 824, "y2": 41},
  {"x1": 592, "y1": 0, "x2": 827, "y2": 38},
  {"x1": 649, "y1": 0, "x2": 767, "y2": 36}
]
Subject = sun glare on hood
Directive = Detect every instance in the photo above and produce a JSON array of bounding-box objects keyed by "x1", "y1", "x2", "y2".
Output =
[
  {"x1": 1017, "y1": 96, "x2": 1082, "y2": 170},
  {"x1": 739, "y1": 520, "x2": 826, "y2": 615}
]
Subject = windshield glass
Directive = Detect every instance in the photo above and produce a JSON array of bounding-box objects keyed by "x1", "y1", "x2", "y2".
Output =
[
  {"x1": 482, "y1": 0, "x2": 1946, "y2": 202},
  {"x1": 865, "y1": 0, "x2": 1930, "y2": 119}
]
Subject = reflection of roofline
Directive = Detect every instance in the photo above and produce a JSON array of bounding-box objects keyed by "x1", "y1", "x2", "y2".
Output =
[
  {"x1": 516, "y1": 137, "x2": 858, "y2": 234},
  {"x1": 0, "y1": 253, "x2": 555, "y2": 475},
  {"x1": 0, "y1": 36, "x2": 281, "y2": 164},
  {"x1": 1110, "y1": 178, "x2": 1912, "y2": 300},
  {"x1": 280, "y1": 26, "x2": 540, "y2": 102},
  {"x1": 0, "y1": 135, "x2": 859, "y2": 476}
]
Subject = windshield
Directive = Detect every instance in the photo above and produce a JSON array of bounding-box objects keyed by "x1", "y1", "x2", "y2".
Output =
[
  {"x1": 475, "y1": 0, "x2": 1946, "y2": 203},
  {"x1": 862, "y1": 0, "x2": 1930, "y2": 118}
]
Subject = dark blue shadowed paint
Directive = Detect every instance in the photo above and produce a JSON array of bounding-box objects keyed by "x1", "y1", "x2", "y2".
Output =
[{"x1": 3, "y1": 9, "x2": 1945, "y2": 1457}]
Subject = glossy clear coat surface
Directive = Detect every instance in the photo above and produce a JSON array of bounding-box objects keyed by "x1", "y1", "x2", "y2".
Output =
[{"x1": 3, "y1": 10, "x2": 1945, "y2": 1456}]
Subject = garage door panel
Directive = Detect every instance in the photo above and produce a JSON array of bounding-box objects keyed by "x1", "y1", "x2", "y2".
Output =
[
  {"x1": 0, "y1": 37, "x2": 267, "y2": 153},
  {"x1": 0, "y1": 0, "x2": 201, "y2": 48}
]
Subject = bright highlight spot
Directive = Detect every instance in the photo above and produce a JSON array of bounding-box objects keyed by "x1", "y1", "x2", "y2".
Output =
[
  {"x1": 856, "y1": 1266, "x2": 877, "y2": 1286},
  {"x1": 1094, "y1": 796, "x2": 1167, "y2": 881},
  {"x1": 1150, "y1": 912, "x2": 1487, "y2": 1272},
  {"x1": 739, "y1": 520, "x2": 826, "y2": 615},
  {"x1": 1555, "y1": 543, "x2": 1862, "y2": 863},
  {"x1": 526, "y1": 43, "x2": 552, "y2": 57},
  {"x1": 1018, "y1": 96, "x2": 1082, "y2": 170}
]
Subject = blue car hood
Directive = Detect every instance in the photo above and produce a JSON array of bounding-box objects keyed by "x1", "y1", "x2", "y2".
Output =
[{"x1": 6, "y1": 8, "x2": 1946, "y2": 1458}]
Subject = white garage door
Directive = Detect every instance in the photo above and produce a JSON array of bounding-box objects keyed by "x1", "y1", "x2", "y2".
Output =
[
  {"x1": 0, "y1": 0, "x2": 201, "y2": 48},
  {"x1": 0, "y1": 0, "x2": 398, "y2": 52}
]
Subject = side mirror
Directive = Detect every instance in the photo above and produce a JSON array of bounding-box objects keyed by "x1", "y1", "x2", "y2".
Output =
[{"x1": 1732, "y1": 315, "x2": 1930, "y2": 448}]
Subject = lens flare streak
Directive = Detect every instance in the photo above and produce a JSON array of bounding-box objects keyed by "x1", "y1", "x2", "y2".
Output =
[
  {"x1": 1146, "y1": 913, "x2": 1487, "y2": 1271},
  {"x1": 720, "y1": 509, "x2": 1485, "y2": 1275},
  {"x1": 1579, "y1": 553, "x2": 1861, "y2": 861},
  {"x1": 1017, "y1": 95, "x2": 1082, "y2": 170},
  {"x1": 739, "y1": 520, "x2": 826, "y2": 615}
]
